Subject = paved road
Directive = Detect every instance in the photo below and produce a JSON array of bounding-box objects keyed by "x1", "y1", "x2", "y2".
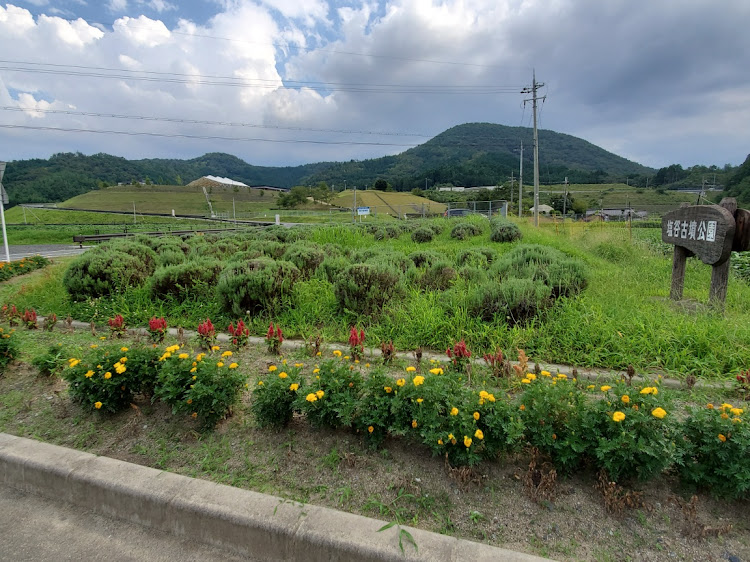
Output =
[
  {"x1": 1, "y1": 485, "x2": 257, "y2": 561},
  {"x1": 6, "y1": 244, "x2": 89, "y2": 261}
]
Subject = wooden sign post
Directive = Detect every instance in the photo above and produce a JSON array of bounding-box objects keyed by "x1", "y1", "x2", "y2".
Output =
[{"x1": 662, "y1": 198, "x2": 750, "y2": 309}]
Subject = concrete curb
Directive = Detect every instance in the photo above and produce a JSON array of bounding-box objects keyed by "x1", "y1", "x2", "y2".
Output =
[{"x1": 0, "y1": 433, "x2": 549, "y2": 561}]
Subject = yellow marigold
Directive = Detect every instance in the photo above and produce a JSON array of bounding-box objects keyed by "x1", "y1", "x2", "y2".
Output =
[
  {"x1": 190, "y1": 367, "x2": 197, "y2": 373},
  {"x1": 557, "y1": 374, "x2": 567, "y2": 380},
  {"x1": 333, "y1": 350, "x2": 342, "y2": 357},
  {"x1": 306, "y1": 393, "x2": 317, "y2": 402},
  {"x1": 268, "y1": 365, "x2": 277, "y2": 372},
  {"x1": 718, "y1": 434, "x2": 727, "y2": 442},
  {"x1": 115, "y1": 364, "x2": 126, "y2": 374},
  {"x1": 192, "y1": 412, "x2": 198, "y2": 419},
  {"x1": 437, "y1": 439, "x2": 443, "y2": 445},
  {"x1": 104, "y1": 372, "x2": 112, "y2": 379},
  {"x1": 120, "y1": 347, "x2": 129, "y2": 352},
  {"x1": 601, "y1": 385, "x2": 612, "y2": 392},
  {"x1": 541, "y1": 370, "x2": 551, "y2": 377},
  {"x1": 84, "y1": 370, "x2": 94, "y2": 378},
  {"x1": 192, "y1": 375, "x2": 197, "y2": 380},
  {"x1": 464, "y1": 436, "x2": 472, "y2": 448},
  {"x1": 216, "y1": 362, "x2": 224, "y2": 368},
  {"x1": 316, "y1": 390, "x2": 324, "y2": 399},
  {"x1": 289, "y1": 383, "x2": 299, "y2": 391},
  {"x1": 478, "y1": 398, "x2": 485, "y2": 406},
  {"x1": 721, "y1": 403, "x2": 733, "y2": 410},
  {"x1": 640, "y1": 387, "x2": 654, "y2": 395},
  {"x1": 651, "y1": 407, "x2": 667, "y2": 419},
  {"x1": 731, "y1": 408, "x2": 743, "y2": 416},
  {"x1": 396, "y1": 378, "x2": 406, "y2": 387},
  {"x1": 587, "y1": 385, "x2": 595, "y2": 390},
  {"x1": 519, "y1": 404, "x2": 525, "y2": 411},
  {"x1": 417, "y1": 398, "x2": 424, "y2": 404},
  {"x1": 68, "y1": 359, "x2": 80, "y2": 368},
  {"x1": 229, "y1": 363, "x2": 238, "y2": 369},
  {"x1": 211, "y1": 346, "x2": 220, "y2": 352},
  {"x1": 612, "y1": 411, "x2": 626, "y2": 422},
  {"x1": 178, "y1": 353, "x2": 189, "y2": 360},
  {"x1": 258, "y1": 381, "x2": 264, "y2": 386},
  {"x1": 621, "y1": 395, "x2": 630, "y2": 404},
  {"x1": 186, "y1": 399, "x2": 192, "y2": 404},
  {"x1": 406, "y1": 366, "x2": 416, "y2": 372},
  {"x1": 365, "y1": 363, "x2": 370, "y2": 368},
  {"x1": 487, "y1": 394, "x2": 496, "y2": 402},
  {"x1": 413, "y1": 375, "x2": 425, "y2": 386},
  {"x1": 222, "y1": 350, "x2": 233, "y2": 358},
  {"x1": 368, "y1": 426, "x2": 374, "y2": 433},
  {"x1": 411, "y1": 420, "x2": 418, "y2": 428},
  {"x1": 474, "y1": 429, "x2": 484, "y2": 440},
  {"x1": 294, "y1": 362, "x2": 303, "y2": 367},
  {"x1": 429, "y1": 368, "x2": 442, "y2": 375},
  {"x1": 94, "y1": 401, "x2": 102, "y2": 409},
  {"x1": 473, "y1": 411, "x2": 480, "y2": 421},
  {"x1": 448, "y1": 433, "x2": 454, "y2": 440},
  {"x1": 707, "y1": 403, "x2": 714, "y2": 409},
  {"x1": 732, "y1": 417, "x2": 741, "y2": 424},
  {"x1": 384, "y1": 386, "x2": 392, "y2": 393},
  {"x1": 278, "y1": 372, "x2": 288, "y2": 379},
  {"x1": 521, "y1": 378, "x2": 531, "y2": 384},
  {"x1": 450, "y1": 407, "x2": 459, "y2": 416},
  {"x1": 721, "y1": 413, "x2": 729, "y2": 419},
  {"x1": 479, "y1": 390, "x2": 489, "y2": 398},
  {"x1": 343, "y1": 356, "x2": 350, "y2": 360},
  {"x1": 196, "y1": 354, "x2": 205, "y2": 362},
  {"x1": 90, "y1": 344, "x2": 98, "y2": 349},
  {"x1": 282, "y1": 359, "x2": 287, "y2": 365}
]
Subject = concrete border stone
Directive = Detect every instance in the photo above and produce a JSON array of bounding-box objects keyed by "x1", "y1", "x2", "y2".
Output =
[{"x1": 1, "y1": 433, "x2": 549, "y2": 561}]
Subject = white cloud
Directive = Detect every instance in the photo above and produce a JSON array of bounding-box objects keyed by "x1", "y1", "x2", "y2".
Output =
[
  {"x1": 107, "y1": 0, "x2": 128, "y2": 12},
  {"x1": 137, "y1": 0, "x2": 176, "y2": 13},
  {"x1": 113, "y1": 15, "x2": 171, "y2": 47},
  {"x1": 261, "y1": 0, "x2": 328, "y2": 26}
]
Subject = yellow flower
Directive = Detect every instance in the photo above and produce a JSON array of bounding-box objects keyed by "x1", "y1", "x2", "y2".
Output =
[
  {"x1": 282, "y1": 359, "x2": 287, "y2": 365},
  {"x1": 413, "y1": 376, "x2": 425, "y2": 386},
  {"x1": 416, "y1": 398, "x2": 424, "y2": 404},
  {"x1": 178, "y1": 353, "x2": 189, "y2": 359},
  {"x1": 487, "y1": 394, "x2": 495, "y2": 402},
  {"x1": 721, "y1": 413, "x2": 729, "y2": 420},
  {"x1": 621, "y1": 395, "x2": 630, "y2": 404},
  {"x1": 99, "y1": 336, "x2": 107, "y2": 341},
  {"x1": 384, "y1": 386, "x2": 392, "y2": 393},
  {"x1": 211, "y1": 345, "x2": 220, "y2": 351},
  {"x1": 640, "y1": 387, "x2": 654, "y2": 395},
  {"x1": 527, "y1": 373, "x2": 537, "y2": 381},
  {"x1": 316, "y1": 390, "x2": 324, "y2": 399},
  {"x1": 450, "y1": 407, "x2": 458, "y2": 416},
  {"x1": 120, "y1": 347, "x2": 129, "y2": 352},
  {"x1": 541, "y1": 370, "x2": 551, "y2": 377},
  {"x1": 721, "y1": 403, "x2": 732, "y2": 410},
  {"x1": 412, "y1": 420, "x2": 418, "y2": 428},
  {"x1": 479, "y1": 390, "x2": 489, "y2": 398},
  {"x1": 192, "y1": 412, "x2": 198, "y2": 419},
  {"x1": 192, "y1": 375, "x2": 197, "y2": 380},
  {"x1": 229, "y1": 362, "x2": 238, "y2": 369},
  {"x1": 216, "y1": 362, "x2": 224, "y2": 368},
  {"x1": 278, "y1": 372, "x2": 288, "y2": 379},
  {"x1": 333, "y1": 350, "x2": 342, "y2": 357},
  {"x1": 474, "y1": 429, "x2": 484, "y2": 440},
  {"x1": 94, "y1": 401, "x2": 102, "y2": 409},
  {"x1": 437, "y1": 439, "x2": 443, "y2": 445},
  {"x1": 651, "y1": 407, "x2": 667, "y2": 419},
  {"x1": 368, "y1": 426, "x2": 374, "y2": 433},
  {"x1": 732, "y1": 418, "x2": 742, "y2": 424},
  {"x1": 268, "y1": 365, "x2": 277, "y2": 372},
  {"x1": 587, "y1": 385, "x2": 595, "y2": 390},
  {"x1": 429, "y1": 368, "x2": 442, "y2": 375},
  {"x1": 406, "y1": 366, "x2": 416, "y2": 372},
  {"x1": 473, "y1": 412, "x2": 480, "y2": 421},
  {"x1": 707, "y1": 403, "x2": 714, "y2": 409},
  {"x1": 731, "y1": 408, "x2": 743, "y2": 416},
  {"x1": 186, "y1": 399, "x2": 192, "y2": 404},
  {"x1": 290, "y1": 383, "x2": 299, "y2": 391},
  {"x1": 718, "y1": 434, "x2": 727, "y2": 442},
  {"x1": 104, "y1": 372, "x2": 112, "y2": 379},
  {"x1": 344, "y1": 355, "x2": 350, "y2": 360},
  {"x1": 90, "y1": 344, "x2": 98, "y2": 349},
  {"x1": 306, "y1": 393, "x2": 317, "y2": 402},
  {"x1": 316, "y1": 352, "x2": 322, "y2": 357},
  {"x1": 365, "y1": 363, "x2": 370, "y2": 368},
  {"x1": 556, "y1": 373, "x2": 567, "y2": 380},
  {"x1": 294, "y1": 362, "x2": 303, "y2": 367},
  {"x1": 396, "y1": 378, "x2": 406, "y2": 387},
  {"x1": 464, "y1": 436, "x2": 472, "y2": 448},
  {"x1": 115, "y1": 363, "x2": 126, "y2": 374},
  {"x1": 448, "y1": 433, "x2": 454, "y2": 440},
  {"x1": 521, "y1": 378, "x2": 531, "y2": 384},
  {"x1": 68, "y1": 359, "x2": 80, "y2": 368},
  {"x1": 84, "y1": 370, "x2": 94, "y2": 378},
  {"x1": 222, "y1": 351, "x2": 233, "y2": 358},
  {"x1": 190, "y1": 367, "x2": 197, "y2": 373},
  {"x1": 97, "y1": 365, "x2": 102, "y2": 369},
  {"x1": 313, "y1": 368, "x2": 320, "y2": 374},
  {"x1": 612, "y1": 411, "x2": 626, "y2": 422},
  {"x1": 196, "y1": 354, "x2": 205, "y2": 362},
  {"x1": 519, "y1": 404, "x2": 525, "y2": 411},
  {"x1": 601, "y1": 385, "x2": 612, "y2": 392}
]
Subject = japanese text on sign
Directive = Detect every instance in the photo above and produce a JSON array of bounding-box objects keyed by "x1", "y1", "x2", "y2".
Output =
[{"x1": 666, "y1": 219, "x2": 717, "y2": 242}]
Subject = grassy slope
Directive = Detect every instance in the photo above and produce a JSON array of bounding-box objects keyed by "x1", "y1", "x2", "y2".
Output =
[
  {"x1": 539, "y1": 183, "x2": 699, "y2": 211},
  {"x1": 333, "y1": 190, "x2": 447, "y2": 216}
]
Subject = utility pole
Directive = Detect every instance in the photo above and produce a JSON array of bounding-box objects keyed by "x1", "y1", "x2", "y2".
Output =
[
  {"x1": 518, "y1": 141, "x2": 524, "y2": 217},
  {"x1": 563, "y1": 176, "x2": 568, "y2": 217},
  {"x1": 0, "y1": 162, "x2": 9, "y2": 263},
  {"x1": 509, "y1": 171, "x2": 514, "y2": 210},
  {"x1": 522, "y1": 71, "x2": 545, "y2": 227},
  {"x1": 352, "y1": 184, "x2": 357, "y2": 223},
  {"x1": 133, "y1": 202, "x2": 136, "y2": 224}
]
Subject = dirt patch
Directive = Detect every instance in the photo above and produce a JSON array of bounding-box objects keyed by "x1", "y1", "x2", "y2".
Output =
[{"x1": 1, "y1": 337, "x2": 749, "y2": 562}]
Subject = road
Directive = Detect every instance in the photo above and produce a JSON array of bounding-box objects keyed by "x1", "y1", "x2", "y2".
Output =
[
  {"x1": 1, "y1": 485, "x2": 256, "y2": 561},
  {"x1": 5, "y1": 244, "x2": 89, "y2": 261}
]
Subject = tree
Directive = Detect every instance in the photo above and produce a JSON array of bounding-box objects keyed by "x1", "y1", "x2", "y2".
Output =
[{"x1": 373, "y1": 178, "x2": 389, "y2": 191}]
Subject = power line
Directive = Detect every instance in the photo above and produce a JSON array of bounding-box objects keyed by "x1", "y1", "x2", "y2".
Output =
[{"x1": 0, "y1": 106, "x2": 430, "y2": 138}]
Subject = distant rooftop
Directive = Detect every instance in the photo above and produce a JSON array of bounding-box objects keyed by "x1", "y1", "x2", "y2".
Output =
[{"x1": 203, "y1": 175, "x2": 248, "y2": 187}]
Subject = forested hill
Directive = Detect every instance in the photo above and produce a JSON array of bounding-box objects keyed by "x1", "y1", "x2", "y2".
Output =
[
  {"x1": 724, "y1": 154, "x2": 750, "y2": 204},
  {"x1": 4, "y1": 122, "x2": 654, "y2": 205}
]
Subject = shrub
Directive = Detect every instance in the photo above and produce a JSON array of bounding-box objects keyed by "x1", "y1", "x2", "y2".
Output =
[
  {"x1": 677, "y1": 403, "x2": 750, "y2": 499},
  {"x1": 456, "y1": 248, "x2": 490, "y2": 268},
  {"x1": 450, "y1": 222, "x2": 483, "y2": 240},
  {"x1": 408, "y1": 250, "x2": 441, "y2": 268},
  {"x1": 252, "y1": 365, "x2": 304, "y2": 428},
  {"x1": 467, "y1": 278, "x2": 551, "y2": 324},
  {"x1": 418, "y1": 261, "x2": 457, "y2": 291},
  {"x1": 157, "y1": 248, "x2": 187, "y2": 267},
  {"x1": 105, "y1": 240, "x2": 158, "y2": 273},
  {"x1": 149, "y1": 258, "x2": 224, "y2": 299},
  {"x1": 489, "y1": 217, "x2": 522, "y2": 243},
  {"x1": 315, "y1": 255, "x2": 351, "y2": 284},
  {"x1": 0, "y1": 328, "x2": 19, "y2": 372},
  {"x1": 296, "y1": 360, "x2": 363, "y2": 429},
  {"x1": 154, "y1": 347, "x2": 245, "y2": 429},
  {"x1": 592, "y1": 241, "x2": 637, "y2": 263},
  {"x1": 0, "y1": 255, "x2": 50, "y2": 282},
  {"x1": 283, "y1": 242, "x2": 325, "y2": 279},
  {"x1": 217, "y1": 258, "x2": 301, "y2": 315},
  {"x1": 457, "y1": 266, "x2": 488, "y2": 285},
  {"x1": 411, "y1": 227, "x2": 434, "y2": 243},
  {"x1": 63, "y1": 249, "x2": 152, "y2": 300},
  {"x1": 334, "y1": 263, "x2": 403, "y2": 316},
  {"x1": 353, "y1": 370, "x2": 397, "y2": 448},
  {"x1": 62, "y1": 346, "x2": 138, "y2": 413},
  {"x1": 32, "y1": 344, "x2": 69, "y2": 377}
]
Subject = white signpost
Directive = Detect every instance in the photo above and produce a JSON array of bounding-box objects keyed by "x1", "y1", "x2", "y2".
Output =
[
  {"x1": 0, "y1": 162, "x2": 9, "y2": 263},
  {"x1": 356, "y1": 207, "x2": 370, "y2": 216}
]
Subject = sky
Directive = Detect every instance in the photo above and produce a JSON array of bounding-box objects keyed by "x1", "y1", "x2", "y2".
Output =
[{"x1": 0, "y1": 0, "x2": 749, "y2": 171}]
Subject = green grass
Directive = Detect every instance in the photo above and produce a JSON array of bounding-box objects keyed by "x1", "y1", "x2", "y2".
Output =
[{"x1": 538, "y1": 182, "x2": 698, "y2": 212}]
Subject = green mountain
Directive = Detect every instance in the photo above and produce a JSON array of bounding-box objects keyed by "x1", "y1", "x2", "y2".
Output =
[{"x1": 3, "y1": 122, "x2": 654, "y2": 205}]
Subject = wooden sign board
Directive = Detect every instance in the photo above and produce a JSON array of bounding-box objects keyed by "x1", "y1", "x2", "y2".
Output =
[
  {"x1": 662, "y1": 205, "x2": 735, "y2": 265},
  {"x1": 733, "y1": 208, "x2": 750, "y2": 252}
]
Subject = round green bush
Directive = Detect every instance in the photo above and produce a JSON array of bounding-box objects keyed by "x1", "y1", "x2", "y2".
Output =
[
  {"x1": 217, "y1": 258, "x2": 301, "y2": 315},
  {"x1": 315, "y1": 255, "x2": 351, "y2": 284},
  {"x1": 283, "y1": 242, "x2": 325, "y2": 278},
  {"x1": 450, "y1": 222, "x2": 483, "y2": 240},
  {"x1": 489, "y1": 218, "x2": 522, "y2": 243},
  {"x1": 409, "y1": 250, "x2": 441, "y2": 268},
  {"x1": 63, "y1": 249, "x2": 152, "y2": 300},
  {"x1": 418, "y1": 261, "x2": 458, "y2": 291},
  {"x1": 456, "y1": 248, "x2": 489, "y2": 268},
  {"x1": 411, "y1": 227, "x2": 434, "y2": 243},
  {"x1": 149, "y1": 258, "x2": 224, "y2": 299},
  {"x1": 458, "y1": 265, "x2": 489, "y2": 285},
  {"x1": 334, "y1": 262, "x2": 403, "y2": 316},
  {"x1": 467, "y1": 278, "x2": 552, "y2": 324}
]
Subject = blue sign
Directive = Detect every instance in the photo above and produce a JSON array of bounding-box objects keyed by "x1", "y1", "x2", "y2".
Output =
[{"x1": 357, "y1": 207, "x2": 370, "y2": 216}]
